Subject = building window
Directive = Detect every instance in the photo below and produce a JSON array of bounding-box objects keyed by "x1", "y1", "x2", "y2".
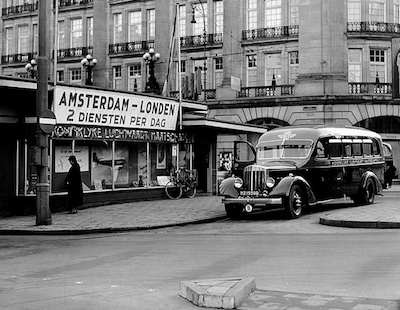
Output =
[
  {"x1": 57, "y1": 70, "x2": 65, "y2": 82},
  {"x1": 18, "y1": 25, "x2": 29, "y2": 54},
  {"x1": 214, "y1": 0, "x2": 223, "y2": 34},
  {"x1": 247, "y1": 55, "x2": 257, "y2": 87},
  {"x1": 147, "y1": 9, "x2": 155, "y2": 40},
  {"x1": 193, "y1": 2, "x2": 207, "y2": 36},
  {"x1": 265, "y1": 53, "x2": 281, "y2": 85},
  {"x1": 265, "y1": 0, "x2": 282, "y2": 27},
  {"x1": 87, "y1": 17, "x2": 93, "y2": 47},
  {"x1": 247, "y1": 0, "x2": 257, "y2": 30},
  {"x1": 113, "y1": 13, "x2": 123, "y2": 44},
  {"x1": 369, "y1": 0, "x2": 385, "y2": 22},
  {"x1": 178, "y1": 4, "x2": 186, "y2": 37},
  {"x1": 128, "y1": 11, "x2": 142, "y2": 42},
  {"x1": 348, "y1": 0, "x2": 361, "y2": 22},
  {"x1": 113, "y1": 66, "x2": 122, "y2": 90},
  {"x1": 5, "y1": 27, "x2": 13, "y2": 56},
  {"x1": 289, "y1": 51, "x2": 299, "y2": 84},
  {"x1": 395, "y1": 0, "x2": 400, "y2": 23},
  {"x1": 128, "y1": 64, "x2": 142, "y2": 92},
  {"x1": 174, "y1": 60, "x2": 186, "y2": 91},
  {"x1": 247, "y1": 54, "x2": 257, "y2": 68},
  {"x1": 58, "y1": 21, "x2": 66, "y2": 49},
  {"x1": 70, "y1": 68, "x2": 82, "y2": 84},
  {"x1": 214, "y1": 57, "x2": 223, "y2": 87},
  {"x1": 71, "y1": 18, "x2": 83, "y2": 48},
  {"x1": 289, "y1": 0, "x2": 299, "y2": 25},
  {"x1": 33, "y1": 24, "x2": 38, "y2": 54},
  {"x1": 348, "y1": 49, "x2": 362, "y2": 82},
  {"x1": 370, "y1": 49, "x2": 386, "y2": 83}
]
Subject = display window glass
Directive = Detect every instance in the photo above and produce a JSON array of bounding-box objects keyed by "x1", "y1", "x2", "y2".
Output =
[{"x1": 49, "y1": 139, "x2": 185, "y2": 193}]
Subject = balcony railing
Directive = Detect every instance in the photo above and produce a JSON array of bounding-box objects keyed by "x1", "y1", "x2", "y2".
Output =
[
  {"x1": 238, "y1": 85, "x2": 295, "y2": 98},
  {"x1": 180, "y1": 33, "x2": 223, "y2": 48},
  {"x1": 347, "y1": 22, "x2": 400, "y2": 34},
  {"x1": 169, "y1": 89, "x2": 216, "y2": 100},
  {"x1": 1, "y1": 52, "x2": 37, "y2": 64},
  {"x1": 2, "y1": 1, "x2": 38, "y2": 16},
  {"x1": 57, "y1": 46, "x2": 93, "y2": 59},
  {"x1": 59, "y1": 0, "x2": 93, "y2": 8},
  {"x1": 109, "y1": 40, "x2": 154, "y2": 55},
  {"x1": 349, "y1": 82, "x2": 392, "y2": 95},
  {"x1": 242, "y1": 25, "x2": 299, "y2": 41}
]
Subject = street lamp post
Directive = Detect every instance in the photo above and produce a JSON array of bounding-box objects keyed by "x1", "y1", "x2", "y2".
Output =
[
  {"x1": 25, "y1": 59, "x2": 37, "y2": 79},
  {"x1": 81, "y1": 54, "x2": 97, "y2": 85},
  {"x1": 191, "y1": 2, "x2": 207, "y2": 102},
  {"x1": 143, "y1": 48, "x2": 161, "y2": 93}
]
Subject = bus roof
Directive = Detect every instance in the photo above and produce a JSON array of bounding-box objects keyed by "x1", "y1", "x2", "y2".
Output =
[{"x1": 257, "y1": 125, "x2": 382, "y2": 146}]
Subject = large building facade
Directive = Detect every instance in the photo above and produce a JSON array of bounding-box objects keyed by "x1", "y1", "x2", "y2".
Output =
[{"x1": 1, "y1": 0, "x2": 400, "y2": 212}]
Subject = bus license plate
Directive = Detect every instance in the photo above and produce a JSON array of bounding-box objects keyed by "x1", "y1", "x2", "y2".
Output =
[{"x1": 240, "y1": 191, "x2": 259, "y2": 196}]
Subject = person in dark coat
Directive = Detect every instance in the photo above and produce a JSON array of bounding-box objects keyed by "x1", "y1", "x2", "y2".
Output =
[
  {"x1": 65, "y1": 155, "x2": 83, "y2": 214},
  {"x1": 384, "y1": 164, "x2": 397, "y2": 188}
]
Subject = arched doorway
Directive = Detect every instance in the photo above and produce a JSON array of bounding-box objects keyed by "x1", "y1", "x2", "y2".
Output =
[{"x1": 355, "y1": 116, "x2": 400, "y2": 181}]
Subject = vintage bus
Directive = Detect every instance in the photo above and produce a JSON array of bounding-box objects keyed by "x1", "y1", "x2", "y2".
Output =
[{"x1": 219, "y1": 126, "x2": 385, "y2": 219}]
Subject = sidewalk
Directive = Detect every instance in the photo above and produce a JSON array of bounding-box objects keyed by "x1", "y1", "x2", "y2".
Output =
[{"x1": 0, "y1": 194, "x2": 227, "y2": 235}]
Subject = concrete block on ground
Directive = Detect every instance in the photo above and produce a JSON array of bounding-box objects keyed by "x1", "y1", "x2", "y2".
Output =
[{"x1": 178, "y1": 277, "x2": 256, "y2": 309}]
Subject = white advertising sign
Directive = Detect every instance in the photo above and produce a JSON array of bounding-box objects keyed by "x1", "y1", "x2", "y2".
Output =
[
  {"x1": 230, "y1": 76, "x2": 241, "y2": 92},
  {"x1": 54, "y1": 86, "x2": 179, "y2": 130}
]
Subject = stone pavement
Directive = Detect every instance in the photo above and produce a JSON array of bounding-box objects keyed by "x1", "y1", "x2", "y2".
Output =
[
  {"x1": 0, "y1": 194, "x2": 227, "y2": 234},
  {"x1": 1, "y1": 187, "x2": 399, "y2": 309}
]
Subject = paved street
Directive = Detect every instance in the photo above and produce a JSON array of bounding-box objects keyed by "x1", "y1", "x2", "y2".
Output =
[{"x1": 1, "y1": 187, "x2": 400, "y2": 310}]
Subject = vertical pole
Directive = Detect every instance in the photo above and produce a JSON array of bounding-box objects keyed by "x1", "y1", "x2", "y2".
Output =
[
  {"x1": 36, "y1": 0, "x2": 52, "y2": 226},
  {"x1": 53, "y1": 0, "x2": 58, "y2": 86},
  {"x1": 177, "y1": 4, "x2": 182, "y2": 130}
]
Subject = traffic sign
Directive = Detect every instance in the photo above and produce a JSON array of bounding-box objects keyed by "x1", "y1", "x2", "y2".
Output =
[{"x1": 39, "y1": 109, "x2": 57, "y2": 134}]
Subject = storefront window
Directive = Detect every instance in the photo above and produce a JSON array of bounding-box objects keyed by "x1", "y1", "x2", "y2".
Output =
[
  {"x1": 52, "y1": 140, "x2": 73, "y2": 193},
  {"x1": 90, "y1": 140, "x2": 113, "y2": 190},
  {"x1": 17, "y1": 140, "x2": 37, "y2": 196},
  {"x1": 43, "y1": 127, "x2": 194, "y2": 195}
]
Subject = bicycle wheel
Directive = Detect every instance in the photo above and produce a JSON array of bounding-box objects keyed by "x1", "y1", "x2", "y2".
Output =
[
  {"x1": 165, "y1": 180, "x2": 183, "y2": 199},
  {"x1": 185, "y1": 181, "x2": 197, "y2": 198}
]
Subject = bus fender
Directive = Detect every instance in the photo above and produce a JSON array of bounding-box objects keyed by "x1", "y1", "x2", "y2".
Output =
[
  {"x1": 270, "y1": 175, "x2": 317, "y2": 204},
  {"x1": 219, "y1": 177, "x2": 239, "y2": 198},
  {"x1": 360, "y1": 171, "x2": 383, "y2": 195}
]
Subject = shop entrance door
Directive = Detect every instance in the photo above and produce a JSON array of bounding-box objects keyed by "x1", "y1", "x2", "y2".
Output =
[
  {"x1": 194, "y1": 137, "x2": 210, "y2": 193},
  {"x1": 0, "y1": 138, "x2": 16, "y2": 209}
]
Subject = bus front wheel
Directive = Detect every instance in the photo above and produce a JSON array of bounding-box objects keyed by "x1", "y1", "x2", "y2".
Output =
[{"x1": 285, "y1": 184, "x2": 304, "y2": 219}]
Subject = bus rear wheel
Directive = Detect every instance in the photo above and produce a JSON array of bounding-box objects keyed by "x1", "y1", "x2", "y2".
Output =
[{"x1": 354, "y1": 178, "x2": 375, "y2": 205}]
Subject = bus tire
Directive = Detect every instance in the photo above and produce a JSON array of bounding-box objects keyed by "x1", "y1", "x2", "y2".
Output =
[
  {"x1": 285, "y1": 184, "x2": 304, "y2": 219},
  {"x1": 355, "y1": 178, "x2": 375, "y2": 205}
]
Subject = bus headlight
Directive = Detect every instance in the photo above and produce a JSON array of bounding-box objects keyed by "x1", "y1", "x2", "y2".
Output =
[
  {"x1": 234, "y1": 178, "x2": 243, "y2": 189},
  {"x1": 266, "y1": 177, "x2": 275, "y2": 188}
]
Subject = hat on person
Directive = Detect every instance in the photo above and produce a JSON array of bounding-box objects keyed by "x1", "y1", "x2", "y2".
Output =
[{"x1": 68, "y1": 155, "x2": 77, "y2": 162}]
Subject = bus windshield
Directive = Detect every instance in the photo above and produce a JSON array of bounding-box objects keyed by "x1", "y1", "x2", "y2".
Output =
[{"x1": 257, "y1": 139, "x2": 313, "y2": 160}]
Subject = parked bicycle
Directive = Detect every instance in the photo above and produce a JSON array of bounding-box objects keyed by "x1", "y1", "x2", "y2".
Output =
[{"x1": 165, "y1": 167, "x2": 197, "y2": 199}]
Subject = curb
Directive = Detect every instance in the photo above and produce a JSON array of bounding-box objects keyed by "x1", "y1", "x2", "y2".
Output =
[
  {"x1": 0, "y1": 215, "x2": 228, "y2": 236},
  {"x1": 319, "y1": 217, "x2": 400, "y2": 229}
]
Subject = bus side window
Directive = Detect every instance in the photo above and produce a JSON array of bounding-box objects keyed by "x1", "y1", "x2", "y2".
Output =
[
  {"x1": 363, "y1": 141, "x2": 372, "y2": 156},
  {"x1": 372, "y1": 139, "x2": 380, "y2": 156},
  {"x1": 328, "y1": 143, "x2": 341, "y2": 158},
  {"x1": 315, "y1": 141, "x2": 326, "y2": 158}
]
